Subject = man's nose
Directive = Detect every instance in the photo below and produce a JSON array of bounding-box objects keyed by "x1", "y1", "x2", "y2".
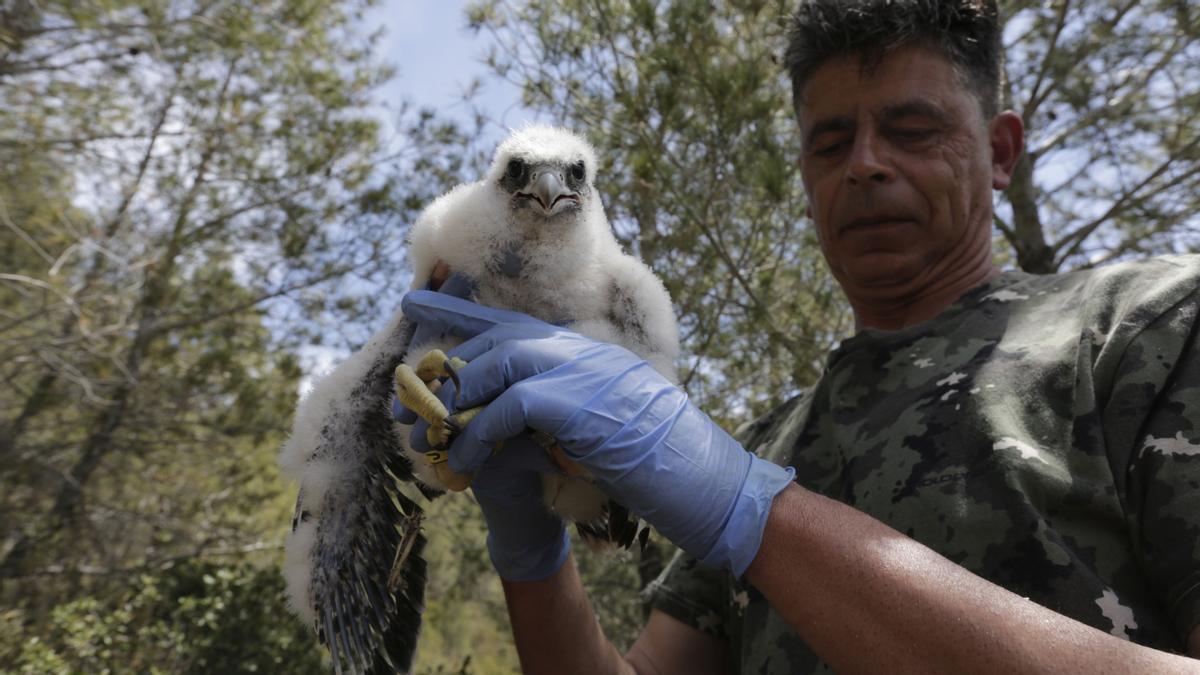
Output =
[{"x1": 845, "y1": 130, "x2": 894, "y2": 185}]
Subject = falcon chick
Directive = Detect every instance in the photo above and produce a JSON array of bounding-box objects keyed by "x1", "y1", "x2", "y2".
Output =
[
  {"x1": 279, "y1": 125, "x2": 679, "y2": 674},
  {"x1": 400, "y1": 125, "x2": 679, "y2": 523}
]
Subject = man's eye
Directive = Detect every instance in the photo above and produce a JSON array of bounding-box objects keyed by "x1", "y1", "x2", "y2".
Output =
[
  {"x1": 891, "y1": 128, "x2": 934, "y2": 142},
  {"x1": 812, "y1": 141, "x2": 845, "y2": 157}
]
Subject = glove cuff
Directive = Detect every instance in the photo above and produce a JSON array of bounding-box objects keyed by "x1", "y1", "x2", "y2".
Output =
[{"x1": 700, "y1": 456, "x2": 795, "y2": 577}]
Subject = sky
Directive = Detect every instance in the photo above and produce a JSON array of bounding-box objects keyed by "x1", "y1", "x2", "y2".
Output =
[
  {"x1": 300, "y1": 1, "x2": 534, "y2": 390},
  {"x1": 367, "y1": 1, "x2": 541, "y2": 143}
]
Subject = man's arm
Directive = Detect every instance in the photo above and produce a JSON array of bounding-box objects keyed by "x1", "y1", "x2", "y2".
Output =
[
  {"x1": 401, "y1": 292, "x2": 1197, "y2": 671},
  {"x1": 502, "y1": 553, "x2": 728, "y2": 675},
  {"x1": 746, "y1": 483, "x2": 1200, "y2": 673}
]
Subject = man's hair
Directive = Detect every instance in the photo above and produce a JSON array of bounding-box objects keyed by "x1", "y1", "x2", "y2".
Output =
[{"x1": 784, "y1": 0, "x2": 1002, "y2": 118}]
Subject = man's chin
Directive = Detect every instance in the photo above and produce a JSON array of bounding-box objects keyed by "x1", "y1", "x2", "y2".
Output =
[{"x1": 835, "y1": 255, "x2": 926, "y2": 292}]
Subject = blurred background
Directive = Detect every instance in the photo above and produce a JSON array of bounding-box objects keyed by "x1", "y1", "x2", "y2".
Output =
[{"x1": 1, "y1": 1, "x2": 1196, "y2": 672}]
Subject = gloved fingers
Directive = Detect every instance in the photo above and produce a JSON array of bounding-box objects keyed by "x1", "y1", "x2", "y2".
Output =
[
  {"x1": 392, "y1": 396, "x2": 418, "y2": 425},
  {"x1": 401, "y1": 290, "x2": 542, "y2": 340},
  {"x1": 446, "y1": 385, "x2": 539, "y2": 474},
  {"x1": 441, "y1": 334, "x2": 592, "y2": 408},
  {"x1": 442, "y1": 321, "x2": 559, "y2": 366},
  {"x1": 452, "y1": 337, "x2": 633, "y2": 410},
  {"x1": 409, "y1": 273, "x2": 478, "y2": 347},
  {"x1": 408, "y1": 416, "x2": 433, "y2": 453},
  {"x1": 410, "y1": 321, "x2": 445, "y2": 350},
  {"x1": 469, "y1": 435, "x2": 559, "y2": 484},
  {"x1": 432, "y1": 272, "x2": 476, "y2": 298}
]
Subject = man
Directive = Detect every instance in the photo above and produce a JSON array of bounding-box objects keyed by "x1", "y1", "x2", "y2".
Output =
[{"x1": 399, "y1": 0, "x2": 1200, "y2": 671}]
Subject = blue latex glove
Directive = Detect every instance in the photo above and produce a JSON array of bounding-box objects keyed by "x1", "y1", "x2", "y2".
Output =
[
  {"x1": 393, "y1": 273, "x2": 568, "y2": 582},
  {"x1": 400, "y1": 290, "x2": 796, "y2": 577},
  {"x1": 456, "y1": 436, "x2": 570, "y2": 582}
]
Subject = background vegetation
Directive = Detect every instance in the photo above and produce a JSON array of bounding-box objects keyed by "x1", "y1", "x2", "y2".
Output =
[{"x1": 1, "y1": 0, "x2": 1196, "y2": 672}]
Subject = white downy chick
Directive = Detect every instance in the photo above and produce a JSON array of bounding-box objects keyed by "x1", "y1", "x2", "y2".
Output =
[
  {"x1": 402, "y1": 124, "x2": 680, "y2": 530},
  {"x1": 277, "y1": 125, "x2": 679, "y2": 673}
]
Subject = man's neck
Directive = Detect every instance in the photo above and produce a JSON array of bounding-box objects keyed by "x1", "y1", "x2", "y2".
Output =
[{"x1": 850, "y1": 263, "x2": 1001, "y2": 331}]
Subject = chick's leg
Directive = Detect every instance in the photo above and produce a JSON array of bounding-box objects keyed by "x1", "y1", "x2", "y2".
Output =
[{"x1": 394, "y1": 349, "x2": 475, "y2": 492}]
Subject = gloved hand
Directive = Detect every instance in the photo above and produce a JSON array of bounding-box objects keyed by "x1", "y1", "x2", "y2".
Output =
[
  {"x1": 400, "y1": 290, "x2": 795, "y2": 577},
  {"x1": 407, "y1": 386, "x2": 570, "y2": 583},
  {"x1": 394, "y1": 272, "x2": 569, "y2": 582}
]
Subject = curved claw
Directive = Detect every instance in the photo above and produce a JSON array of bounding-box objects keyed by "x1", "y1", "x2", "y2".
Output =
[
  {"x1": 413, "y1": 349, "x2": 469, "y2": 385},
  {"x1": 394, "y1": 364, "x2": 449, "y2": 425},
  {"x1": 396, "y1": 351, "x2": 477, "y2": 491}
]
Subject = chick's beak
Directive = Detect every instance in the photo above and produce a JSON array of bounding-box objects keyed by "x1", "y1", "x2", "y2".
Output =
[
  {"x1": 533, "y1": 171, "x2": 566, "y2": 208},
  {"x1": 522, "y1": 166, "x2": 579, "y2": 214}
]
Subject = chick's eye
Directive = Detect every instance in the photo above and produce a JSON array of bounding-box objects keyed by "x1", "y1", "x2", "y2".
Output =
[
  {"x1": 505, "y1": 159, "x2": 525, "y2": 180},
  {"x1": 570, "y1": 162, "x2": 586, "y2": 181}
]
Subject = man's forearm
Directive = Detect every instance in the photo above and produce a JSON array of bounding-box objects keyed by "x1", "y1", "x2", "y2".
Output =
[
  {"x1": 502, "y1": 554, "x2": 637, "y2": 675},
  {"x1": 745, "y1": 484, "x2": 1198, "y2": 674}
]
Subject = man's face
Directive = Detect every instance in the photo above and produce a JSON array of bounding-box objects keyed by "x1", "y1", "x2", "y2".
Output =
[{"x1": 796, "y1": 44, "x2": 1002, "y2": 301}]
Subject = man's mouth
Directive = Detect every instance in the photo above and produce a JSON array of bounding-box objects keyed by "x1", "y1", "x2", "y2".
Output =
[{"x1": 841, "y1": 215, "x2": 915, "y2": 233}]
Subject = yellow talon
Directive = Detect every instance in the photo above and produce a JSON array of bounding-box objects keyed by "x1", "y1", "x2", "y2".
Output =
[
  {"x1": 395, "y1": 364, "x2": 449, "y2": 423},
  {"x1": 413, "y1": 349, "x2": 471, "y2": 383},
  {"x1": 414, "y1": 349, "x2": 450, "y2": 382},
  {"x1": 424, "y1": 421, "x2": 451, "y2": 449},
  {"x1": 395, "y1": 350, "x2": 478, "y2": 491}
]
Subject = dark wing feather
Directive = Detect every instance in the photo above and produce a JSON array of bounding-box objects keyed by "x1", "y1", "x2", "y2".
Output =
[{"x1": 284, "y1": 312, "x2": 435, "y2": 674}]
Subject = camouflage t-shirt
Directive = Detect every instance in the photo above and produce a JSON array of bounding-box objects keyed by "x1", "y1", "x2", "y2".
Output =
[{"x1": 647, "y1": 255, "x2": 1200, "y2": 673}]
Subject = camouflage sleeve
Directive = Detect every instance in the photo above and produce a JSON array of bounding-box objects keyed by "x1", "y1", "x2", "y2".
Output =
[
  {"x1": 644, "y1": 548, "x2": 733, "y2": 638},
  {"x1": 1112, "y1": 287, "x2": 1200, "y2": 642},
  {"x1": 644, "y1": 392, "x2": 811, "y2": 638}
]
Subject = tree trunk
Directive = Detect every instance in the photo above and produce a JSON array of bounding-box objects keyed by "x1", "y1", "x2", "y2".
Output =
[{"x1": 1006, "y1": 151, "x2": 1057, "y2": 274}]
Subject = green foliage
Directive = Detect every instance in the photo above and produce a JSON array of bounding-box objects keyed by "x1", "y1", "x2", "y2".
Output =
[{"x1": 1, "y1": 562, "x2": 325, "y2": 674}]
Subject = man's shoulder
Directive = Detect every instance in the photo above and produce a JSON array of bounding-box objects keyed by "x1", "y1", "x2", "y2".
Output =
[
  {"x1": 735, "y1": 391, "x2": 814, "y2": 466},
  {"x1": 958, "y1": 255, "x2": 1200, "y2": 339},
  {"x1": 1016, "y1": 254, "x2": 1200, "y2": 306}
]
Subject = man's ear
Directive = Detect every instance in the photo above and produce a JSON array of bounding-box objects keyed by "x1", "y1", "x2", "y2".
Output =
[{"x1": 989, "y1": 111, "x2": 1024, "y2": 190}]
